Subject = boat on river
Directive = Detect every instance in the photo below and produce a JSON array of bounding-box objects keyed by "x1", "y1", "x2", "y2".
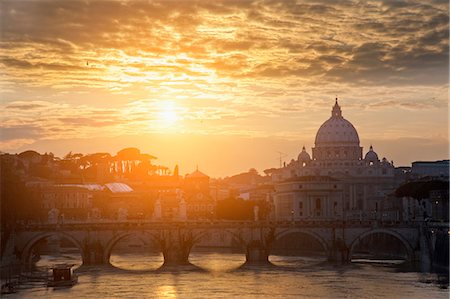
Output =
[
  {"x1": 47, "y1": 264, "x2": 78, "y2": 287},
  {"x1": 1, "y1": 282, "x2": 17, "y2": 294}
]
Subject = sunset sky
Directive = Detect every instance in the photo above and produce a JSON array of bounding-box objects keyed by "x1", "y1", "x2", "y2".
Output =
[{"x1": 1, "y1": 0, "x2": 448, "y2": 177}]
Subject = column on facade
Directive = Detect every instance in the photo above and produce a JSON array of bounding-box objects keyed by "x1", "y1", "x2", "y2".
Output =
[
  {"x1": 308, "y1": 197, "x2": 313, "y2": 217},
  {"x1": 326, "y1": 196, "x2": 332, "y2": 218},
  {"x1": 363, "y1": 185, "x2": 367, "y2": 211},
  {"x1": 292, "y1": 194, "x2": 298, "y2": 220}
]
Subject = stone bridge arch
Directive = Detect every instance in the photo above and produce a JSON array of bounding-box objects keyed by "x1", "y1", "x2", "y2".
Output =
[
  {"x1": 349, "y1": 229, "x2": 415, "y2": 261},
  {"x1": 104, "y1": 230, "x2": 161, "y2": 264},
  {"x1": 20, "y1": 231, "x2": 85, "y2": 265},
  {"x1": 273, "y1": 228, "x2": 330, "y2": 254}
]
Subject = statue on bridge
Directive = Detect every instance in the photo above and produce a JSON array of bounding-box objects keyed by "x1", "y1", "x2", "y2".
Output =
[
  {"x1": 47, "y1": 208, "x2": 59, "y2": 224},
  {"x1": 178, "y1": 189, "x2": 187, "y2": 221},
  {"x1": 253, "y1": 205, "x2": 259, "y2": 222},
  {"x1": 153, "y1": 195, "x2": 162, "y2": 220}
]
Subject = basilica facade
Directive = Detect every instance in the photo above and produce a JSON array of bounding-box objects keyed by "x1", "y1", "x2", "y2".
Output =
[{"x1": 272, "y1": 99, "x2": 396, "y2": 221}]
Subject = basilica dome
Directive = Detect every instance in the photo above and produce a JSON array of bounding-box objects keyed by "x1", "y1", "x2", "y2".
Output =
[{"x1": 315, "y1": 99, "x2": 360, "y2": 147}]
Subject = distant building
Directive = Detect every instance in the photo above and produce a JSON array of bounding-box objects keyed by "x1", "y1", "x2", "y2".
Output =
[
  {"x1": 184, "y1": 168, "x2": 216, "y2": 219},
  {"x1": 38, "y1": 182, "x2": 152, "y2": 222},
  {"x1": 271, "y1": 99, "x2": 397, "y2": 221},
  {"x1": 411, "y1": 160, "x2": 450, "y2": 179},
  {"x1": 93, "y1": 182, "x2": 151, "y2": 220},
  {"x1": 40, "y1": 184, "x2": 96, "y2": 221},
  {"x1": 152, "y1": 168, "x2": 216, "y2": 220},
  {"x1": 275, "y1": 176, "x2": 344, "y2": 220},
  {"x1": 239, "y1": 184, "x2": 274, "y2": 202}
]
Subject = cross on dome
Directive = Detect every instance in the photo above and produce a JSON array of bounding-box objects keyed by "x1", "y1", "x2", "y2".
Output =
[{"x1": 332, "y1": 97, "x2": 342, "y2": 118}]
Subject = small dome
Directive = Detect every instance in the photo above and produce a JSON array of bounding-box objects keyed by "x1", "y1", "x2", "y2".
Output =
[
  {"x1": 381, "y1": 157, "x2": 390, "y2": 165},
  {"x1": 364, "y1": 145, "x2": 379, "y2": 162},
  {"x1": 298, "y1": 146, "x2": 311, "y2": 161},
  {"x1": 315, "y1": 99, "x2": 360, "y2": 147}
]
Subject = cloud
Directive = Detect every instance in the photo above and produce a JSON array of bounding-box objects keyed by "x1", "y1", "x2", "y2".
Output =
[
  {"x1": 1, "y1": 0, "x2": 447, "y2": 88},
  {"x1": 6, "y1": 101, "x2": 48, "y2": 110},
  {"x1": 0, "y1": 125, "x2": 42, "y2": 141},
  {"x1": 0, "y1": 0, "x2": 447, "y2": 163}
]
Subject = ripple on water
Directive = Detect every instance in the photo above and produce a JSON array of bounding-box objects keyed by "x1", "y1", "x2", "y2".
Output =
[{"x1": 7, "y1": 253, "x2": 449, "y2": 298}]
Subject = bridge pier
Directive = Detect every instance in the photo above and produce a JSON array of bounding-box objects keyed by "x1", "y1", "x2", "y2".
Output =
[
  {"x1": 418, "y1": 225, "x2": 432, "y2": 272},
  {"x1": 83, "y1": 241, "x2": 107, "y2": 265},
  {"x1": 245, "y1": 241, "x2": 269, "y2": 264},
  {"x1": 159, "y1": 230, "x2": 192, "y2": 266},
  {"x1": 328, "y1": 238, "x2": 349, "y2": 263},
  {"x1": 162, "y1": 243, "x2": 190, "y2": 265}
]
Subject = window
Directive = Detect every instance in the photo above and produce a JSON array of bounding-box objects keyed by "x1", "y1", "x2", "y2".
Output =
[
  {"x1": 315, "y1": 198, "x2": 321, "y2": 210},
  {"x1": 299, "y1": 202, "x2": 303, "y2": 209},
  {"x1": 299, "y1": 184, "x2": 302, "y2": 189}
]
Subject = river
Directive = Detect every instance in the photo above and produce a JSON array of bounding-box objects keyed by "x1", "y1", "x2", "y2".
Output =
[{"x1": 3, "y1": 251, "x2": 448, "y2": 298}]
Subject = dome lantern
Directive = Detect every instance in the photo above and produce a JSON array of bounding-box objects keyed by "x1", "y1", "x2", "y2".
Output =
[{"x1": 332, "y1": 97, "x2": 342, "y2": 118}]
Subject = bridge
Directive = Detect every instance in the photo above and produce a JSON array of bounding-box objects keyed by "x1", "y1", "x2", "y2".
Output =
[{"x1": 5, "y1": 220, "x2": 446, "y2": 268}]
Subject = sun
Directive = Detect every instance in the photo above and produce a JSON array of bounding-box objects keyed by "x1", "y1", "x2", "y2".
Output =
[{"x1": 158, "y1": 101, "x2": 179, "y2": 125}]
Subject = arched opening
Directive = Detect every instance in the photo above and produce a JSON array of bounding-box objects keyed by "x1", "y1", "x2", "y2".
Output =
[
  {"x1": 350, "y1": 231, "x2": 412, "y2": 263},
  {"x1": 189, "y1": 229, "x2": 246, "y2": 271},
  {"x1": 108, "y1": 233, "x2": 163, "y2": 270},
  {"x1": 22, "y1": 233, "x2": 83, "y2": 274},
  {"x1": 270, "y1": 231, "x2": 328, "y2": 267}
]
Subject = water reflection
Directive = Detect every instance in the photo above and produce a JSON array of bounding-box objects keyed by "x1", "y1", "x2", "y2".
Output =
[
  {"x1": 110, "y1": 252, "x2": 163, "y2": 271},
  {"x1": 10, "y1": 251, "x2": 448, "y2": 298},
  {"x1": 109, "y1": 234, "x2": 163, "y2": 271},
  {"x1": 155, "y1": 285, "x2": 177, "y2": 298},
  {"x1": 189, "y1": 249, "x2": 246, "y2": 272}
]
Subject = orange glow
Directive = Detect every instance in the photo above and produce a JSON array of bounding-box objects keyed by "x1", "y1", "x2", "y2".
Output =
[
  {"x1": 158, "y1": 101, "x2": 179, "y2": 127},
  {"x1": 0, "y1": 0, "x2": 447, "y2": 176}
]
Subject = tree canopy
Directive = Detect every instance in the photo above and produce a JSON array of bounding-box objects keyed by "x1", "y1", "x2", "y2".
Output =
[{"x1": 395, "y1": 180, "x2": 448, "y2": 200}]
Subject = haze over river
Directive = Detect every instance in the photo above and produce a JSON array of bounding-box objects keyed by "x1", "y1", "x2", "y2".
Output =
[{"x1": 5, "y1": 249, "x2": 448, "y2": 299}]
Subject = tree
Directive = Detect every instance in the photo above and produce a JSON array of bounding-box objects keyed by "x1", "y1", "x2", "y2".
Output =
[{"x1": 395, "y1": 180, "x2": 448, "y2": 200}]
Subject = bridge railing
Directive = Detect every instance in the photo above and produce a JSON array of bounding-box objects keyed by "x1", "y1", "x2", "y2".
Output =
[{"x1": 10, "y1": 218, "x2": 428, "y2": 231}]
